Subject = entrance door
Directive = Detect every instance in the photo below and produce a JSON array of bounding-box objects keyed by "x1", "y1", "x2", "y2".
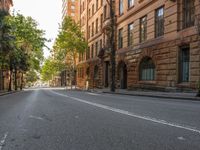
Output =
[
  {"x1": 120, "y1": 62, "x2": 127, "y2": 89},
  {"x1": 104, "y1": 61, "x2": 109, "y2": 87}
]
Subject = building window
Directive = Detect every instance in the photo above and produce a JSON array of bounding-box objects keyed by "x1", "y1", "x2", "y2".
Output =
[
  {"x1": 128, "y1": 0, "x2": 134, "y2": 8},
  {"x1": 119, "y1": 0, "x2": 123, "y2": 15},
  {"x1": 183, "y1": 0, "x2": 195, "y2": 29},
  {"x1": 104, "y1": 5, "x2": 107, "y2": 20},
  {"x1": 91, "y1": 44, "x2": 94, "y2": 58},
  {"x1": 100, "y1": 39, "x2": 102, "y2": 49},
  {"x1": 128, "y1": 23, "x2": 134, "y2": 46},
  {"x1": 92, "y1": 22, "x2": 94, "y2": 36},
  {"x1": 96, "y1": 0, "x2": 98, "y2": 10},
  {"x1": 94, "y1": 65, "x2": 99, "y2": 79},
  {"x1": 96, "y1": 18, "x2": 98, "y2": 33},
  {"x1": 71, "y1": 5, "x2": 75, "y2": 9},
  {"x1": 118, "y1": 28, "x2": 123, "y2": 49},
  {"x1": 89, "y1": 9, "x2": 91, "y2": 17},
  {"x1": 92, "y1": 4, "x2": 95, "y2": 15},
  {"x1": 179, "y1": 47, "x2": 190, "y2": 82},
  {"x1": 140, "y1": 57, "x2": 155, "y2": 81},
  {"x1": 88, "y1": 26, "x2": 90, "y2": 38},
  {"x1": 100, "y1": 14, "x2": 103, "y2": 29},
  {"x1": 140, "y1": 16, "x2": 147, "y2": 43},
  {"x1": 86, "y1": 47, "x2": 90, "y2": 60},
  {"x1": 155, "y1": 7, "x2": 164, "y2": 37},
  {"x1": 95, "y1": 42, "x2": 98, "y2": 56}
]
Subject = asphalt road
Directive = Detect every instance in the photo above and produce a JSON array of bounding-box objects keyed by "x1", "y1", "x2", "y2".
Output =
[{"x1": 0, "y1": 88, "x2": 200, "y2": 150}]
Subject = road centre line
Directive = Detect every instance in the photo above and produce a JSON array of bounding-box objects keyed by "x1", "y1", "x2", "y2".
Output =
[
  {"x1": 50, "y1": 90, "x2": 200, "y2": 134},
  {"x1": 0, "y1": 132, "x2": 8, "y2": 150}
]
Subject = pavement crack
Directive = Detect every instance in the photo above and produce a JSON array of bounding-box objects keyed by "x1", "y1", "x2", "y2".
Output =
[{"x1": 0, "y1": 132, "x2": 8, "y2": 150}]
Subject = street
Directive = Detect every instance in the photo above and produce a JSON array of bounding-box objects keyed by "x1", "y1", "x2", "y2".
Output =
[{"x1": 0, "y1": 88, "x2": 200, "y2": 150}]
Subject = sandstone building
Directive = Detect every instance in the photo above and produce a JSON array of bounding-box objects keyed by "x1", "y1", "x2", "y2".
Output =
[{"x1": 77, "y1": 0, "x2": 200, "y2": 92}]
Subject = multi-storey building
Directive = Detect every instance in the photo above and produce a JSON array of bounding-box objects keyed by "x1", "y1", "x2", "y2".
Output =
[
  {"x1": 0, "y1": 0, "x2": 13, "y2": 91},
  {"x1": 62, "y1": 0, "x2": 79, "y2": 22},
  {"x1": 77, "y1": 0, "x2": 113, "y2": 89},
  {"x1": 77, "y1": 0, "x2": 200, "y2": 92},
  {"x1": 115, "y1": 0, "x2": 200, "y2": 91}
]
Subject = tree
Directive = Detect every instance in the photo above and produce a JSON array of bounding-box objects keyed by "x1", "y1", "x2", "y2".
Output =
[
  {"x1": 54, "y1": 16, "x2": 87, "y2": 88},
  {"x1": 5, "y1": 13, "x2": 47, "y2": 91},
  {"x1": 26, "y1": 69, "x2": 39, "y2": 84}
]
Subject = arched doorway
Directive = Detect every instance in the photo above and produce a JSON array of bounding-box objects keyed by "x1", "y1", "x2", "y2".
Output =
[{"x1": 118, "y1": 61, "x2": 127, "y2": 89}]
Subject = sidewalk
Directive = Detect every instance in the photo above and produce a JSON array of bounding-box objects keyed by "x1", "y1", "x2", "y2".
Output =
[
  {"x1": 88, "y1": 88, "x2": 200, "y2": 101},
  {"x1": 0, "y1": 91, "x2": 19, "y2": 96}
]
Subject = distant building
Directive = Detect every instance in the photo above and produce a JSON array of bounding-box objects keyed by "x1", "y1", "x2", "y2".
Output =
[{"x1": 62, "y1": 0, "x2": 79, "y2": 22}]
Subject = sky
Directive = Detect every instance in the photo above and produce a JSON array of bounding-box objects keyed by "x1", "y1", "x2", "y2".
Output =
[{"x1": 12, "y1": 0, "x2": 62, "y2": 58}]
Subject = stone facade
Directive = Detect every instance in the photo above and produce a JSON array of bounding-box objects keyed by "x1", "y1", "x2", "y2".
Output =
[{"x1": 77, "y1": 0, "x2": 200, "y2": 92}]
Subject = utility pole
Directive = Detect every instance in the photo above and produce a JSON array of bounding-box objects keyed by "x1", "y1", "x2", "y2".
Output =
[{"x1": 108, "y1": 0, "x2": 116, "y2": 92}]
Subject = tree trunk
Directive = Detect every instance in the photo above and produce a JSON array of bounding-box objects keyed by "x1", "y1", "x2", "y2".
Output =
[
  {"x1": 14, "y1": 68, "x2": 17, "y2": 91},
  {"x1": 20, "y1": 72, "x2": 23, "y2": 90},
  {"x1": 8, "y1": 68, "x2": 12, "y2": 91}
]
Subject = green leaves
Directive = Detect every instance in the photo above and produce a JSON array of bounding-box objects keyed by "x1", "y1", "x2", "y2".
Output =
[
  {"x1": 0, "y1": 11, "x2": 47, "y2": 85},
  {"x1": 55, "y1": 16, "x2": 87, "y2": 63}
]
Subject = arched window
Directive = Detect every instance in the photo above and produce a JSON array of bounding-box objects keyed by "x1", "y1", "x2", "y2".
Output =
[
  {"x1": 139, "y1": 57, "x2": 155, "y2": 81},
  {"x1": 94, "y1": 65, "x2": 99, "y2": 79}
]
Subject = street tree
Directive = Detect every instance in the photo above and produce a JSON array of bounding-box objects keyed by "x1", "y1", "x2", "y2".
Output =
[
  {"x1": 54, "y1": 16, "x2": 87, "y2": 87},
  {"x1": 3, "y1": 13, "x2": 47, "y2": 91}
]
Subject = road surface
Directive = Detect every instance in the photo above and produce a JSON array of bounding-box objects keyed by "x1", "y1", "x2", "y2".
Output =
[{"x1": 0, "y1": 88, "x2": 200, "y2": 150}]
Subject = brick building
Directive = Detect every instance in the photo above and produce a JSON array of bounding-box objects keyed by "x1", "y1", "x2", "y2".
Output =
[
  {"x1": 77, "y1": 0, "x2": 200, "y2": 92},
  {"x1": 62, "y1": 0, "x2": 79, "y2": 22}
]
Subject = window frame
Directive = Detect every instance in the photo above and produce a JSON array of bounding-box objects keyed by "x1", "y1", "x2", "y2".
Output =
[
  {"x1": 128, "y1": 22, "x2": 134, "y2": 46},
  {"x1": 182, "y1": 0, "x2": 195, "y2": 29},
  {"x1": 128, "y1": 0, "x2": 134, "y2": 8},
  {"x1": 140, "y1": 16, "x2": 147, "y2": 43},
  {"x1": 139, "y1": 57, "x2": 156, "y2": 81},
  {"x1": 179, "y1": 46, "x2": 190, "y2": 83},
  {"x1": 119, "y1": 0, "x2": 124, "y2": 15},
  {"x1": 118, "y1": 28, "x2": 123, "y2": 49},
  {"x1": 155, "y1": 6, "x2": 164, "y2": 38}
]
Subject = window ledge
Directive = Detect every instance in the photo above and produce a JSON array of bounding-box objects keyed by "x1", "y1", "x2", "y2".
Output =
[
  {"x1": 138, "y1": 81, "x2": 156, "y2": 84},
  {"x1": 127, "y1": 5, "x2": 135, "y2": 11}
]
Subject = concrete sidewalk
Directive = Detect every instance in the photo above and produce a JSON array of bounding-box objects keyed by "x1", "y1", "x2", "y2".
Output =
[
  {"x1": 0, "y1": 91, "x2": 19, "y2": 96},
  {"x1": 88, "y1": 88, "x2": 200, "y2": 101}
]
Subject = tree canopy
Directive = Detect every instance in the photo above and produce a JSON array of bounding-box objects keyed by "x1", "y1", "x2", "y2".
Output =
[
  {"x1": 0, "y1": 11, "x2": 47, "y2": 90},
  {"x1": 41, "y1": 16, "x2": 87, "y2": 85}
]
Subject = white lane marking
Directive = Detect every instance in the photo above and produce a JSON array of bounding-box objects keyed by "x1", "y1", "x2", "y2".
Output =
[
  {"x1": 0, "y1": 132, "x2": 8, "y2": 150},
  {"x1": 86, "y1": 92, "x2": 100, "y2": 96},
  {"x1": 50, "y1": 91, "x2": 200, "y2": 134},
  {"x1": 29, "y1": 115, "x2": 44, "y2": 121},
  {"x1": 177, "y1": 137, "x2": 185, "y2": 141}
]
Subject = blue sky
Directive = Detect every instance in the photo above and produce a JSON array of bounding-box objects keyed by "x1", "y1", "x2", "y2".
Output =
[{"x1": 12, "y1": 0, "x2": 62, "y2": 58}]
